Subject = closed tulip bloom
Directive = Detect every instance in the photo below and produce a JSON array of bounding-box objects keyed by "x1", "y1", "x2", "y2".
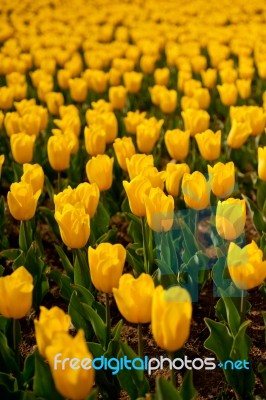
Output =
[
  {"x1": 86, "y1": 155, "x2": 114, "y2": 191},
  {"x1": 10, "y1": 133, "x2": 35, "y2": 164},
  {"x1": 227, "y1": 241, "x2": 266, "y2": 290},
  {"x1": 0, "y1": 86, "x2": 13, "y2": 109},
  {"x1": 84, "y1": 125, "x2": 106, "y2": 156},
  {"x1": 113, "y1": 137, "x2": 136, "y2": 171},
  {"x1": 217, "y1": 83, "x2": 238, "y2": 106},
  {"x1": 182, "y1": 171, "x2": 210, "y2": 210},
  {"x1": 152, "y1": 285, "x2": 192, "y2": 352},
  {"x1": 216, "y1": 198, "x2": 246, "y2": 241},
  {"x1": 55, "y1": 203, "x2": 90, "y2": 249},
  {"x1": 88, "y1": 243, "x2": 126, "y2": 293},
  {"x1": 8, "y1": 181, "x2": 41, "y2": 220},
  {"x1": 98, "y1": 112, "x2": 118, "y2": 144},
  {"x1": 195, "y1": 130, "x2": 221, "y2": 161},
  {"x1": 34, "y1": 306, "x2": 71, "y2": 358},
  {"x1": 69, "y1": 78, "x2": 88, "y2": 102},
  {"x1": 109, "y1": 86, "x2": 127, "y2": 110},
  {"x1": 258, "y1": 61, "x2": 266, "y2": 79},
  {"x1": 123, "y1": 71, "x2": 143, "y2": 93},
  {"x1": 181, "y1": 96, "x2": 199, "y2": 111},
  {"x1": 75, "y1": 182, "x2": 100, "y2": 218},
  {"x1": 124, "y1": 110, "x2": 146, "y2": 134},
  {"x1": 144, "y1": 187, "x2": 174, "y2": 232},
  {"x1": 140, "y1": 55, "x2": 156, "y2": 74},
  {"x1": 220, "y1": 68, "x2": 238, "y2": 84},
  {"x1": 57, "y1": 69, "x2": 71, "y2": 89},
  {"x1": 192, "y1": 88, "x2": 211, "y2": 110},
  {"x1": 159, "y1": 89, "x2": 177, "y2": 114},
  {"x1": 165, "y1": 129, "x2": 190, "y2": 161},
  {"x1": 227, "y1": 119, "x2": 251, "y2": 148},
  {"x1": 236, "y1": 79, "x2": 251, "y2": 100},
  {"x1": 54, "y1": 186, "x2": 77, "y2": 212},
  {"x1": 154, "y1": 68, "x2": 170, "y2": 86},
  {"x1": 181, "y1": 109, "x2": 210, "y2": 136},
  {"x1": 184, "y1": 79, "x2": 202, "y2": 97},
  {"x1": 46, "y1": 92, "x2": 64, "y2": 115},
  {"x1": 136, "y1": 124, "x2": 159, "y2": 154},
  {"x1": 21, "y1": 163, "x2": 44, "y2": 194},
  {"x1": 258, "y1": 147, "x2": 266, "y2": 181},
  {"x1": 91, "y1": 70, "x2": 109, "y2": 93},
  {"x1": 46, "y1": 330, "x2": 94, "y2": 400},
  {"x1": 47, "y1": 134, "x2": 71, "y2": 171},
  {"x1": 140, "y1": 167, "x2": 166, "y2": 190},
  {"x1": 165, "y1": 163, "x2": 190, "y2": 197},
  {"x1": 113, "y1": 273, "x2": 155, "y2": 323},
  {"x1": 149, "y1": 85, "x2": 167, "y2": 106},
  {"x1": 123, "y1": 175, "x2": 152, "y2": 216},
  {"x1": 0, "y1": 154, "x2": 5, "y2": 178},
  {"x1": 247, "y1": 107, "x2": 266, "y2": 136},
  {"x1": 4, "y1": 112, "x2": 21, "y2": 137},
  {"x1": 0, "y1": 266, "x2": 33, "y2": 319},
  {"x1": 191, "y1": 55, "x2": 207, "y2": 73},
  {"x1": 126, "y1": 154, "x2": 154, "y2": 180},
  {"x1": 19, "y1": 113, "x2": 42, "y2": 137},
  {"x1": 200, "y1": 68, "x2": 217, "y2": 89},
  {"x1": 208, "y1": 162, "x2": 235, "y2": 198}
]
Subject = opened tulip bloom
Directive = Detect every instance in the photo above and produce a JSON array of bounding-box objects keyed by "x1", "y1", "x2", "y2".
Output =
[
  {"x1": 113, "y1": 273, "x2": 155, "y2": 323},
  {"x1": 152, "y1": 286, "x2": 192, "y2": 352},
  {"x1": 0, "y1": 266, "x2": 33, "y2": 319},
  {"x1": 88, "y1": 243, "x2": 126, "y2": 293},
  {"x1": 216, "y1": 198, "x2": 246, "y2": 241},
  {"x1": 75, "y1": 182, "x2": 100, "y2": 218},
  {"x1": 227, "y1": 241, "x2": 266, "y2": 290},
  {"x1": 21, "y1": 163, "x2": 44, "y2": 194},
  {"x1": 8, "y1": 181, "x2": 41, "y2": 220},
  {"x1": 126, "y1": 154, "x2": 154, "y2": 180},
  {"x1": 181, "y1": 109, "x2": 210, "y2": 136}
]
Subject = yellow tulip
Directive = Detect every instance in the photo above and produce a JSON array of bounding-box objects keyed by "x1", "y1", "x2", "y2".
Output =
[
  {"x1": 208, "y1": 162, "x2": 235, "y2": 198},
  {"x1": 0, "y1": 155, "x2": 5, "y2": 178},
  {"x1": 91, "y1": 70, "x2": 109, "y2": 93},
  {"x1": 10, "y1": 133, "x2": 35, "y2": 164},
  {"x1": 182, "y1": 171, "x2": 210, "y2": 210},
  {"x1": 69, "y1": 78, "x2": 88, "y2": 102},
  {"x1": 21, "y1": 163, "x2": 44, "y2": 194},
  {"x1": 109, "y1": 86, "x2": 127, "y2": 110},
  {"x1": 140, "y1": 55, "x2": 156, "y2": 74},
  {"x1": 46, "y1": 330, "x2": 94, "y2": 400},
  {"x1": 258, "y1": 147, "x2": 266, "y2": 181},
  {"x1": 149, "y1": 85, "x2": 167, "y2": 106},
  {"x1": 159, "y1": 89, "x2": 177, "y2": 114},
  {"x1": 144, "y1": 187, "x2": 174, "y2": 232},
  {"x1": 55, "y1": 203, "x2": 90, "y2": 249},
  {"x1": 54, "y1": 186, "x2": 77, "y2": 213},
  {"x1": 219, "y1": 68, "x2": 237, "y2": 84},
  {"x1": 246, "y1": 106, "x2": 266, "y2": 136},
  {"x1": 4, "y1": 112, "x2": 21, "y2": 137},
  {"x1": 152, "y1": 286, "x2": 192, "y2": 351},
  {"x1": 181, "y1": 109, "x2": 210, "y2": 136},
  {"x1": 113, "y1": 273, "x2": 155, "y2": 323},
  {"x1": 165, "y1": 129, "x2": 190, "y2": 161},
  {"x1": 75, "y1": 182, "x2": 100, "y2": 218},
  {"x1": 227, "y1": 119, "x2": 251, "y2": 148},
  {"x1": 140, "y1": 167, "x2": 166, "y2": 190},
  {"x1": 84, "y1": 125, "x2": 106, "y2": 156},
  {"x1": 19, "y1": 113, "x2": 42, "y2": 137},
  {"x1": 88, "y1": 243, "x2": 126, "y2": 293},
  {"x1": 195, "y1": 130, "x2": 221, "y2": 161},
  {"x1": 136, "y1": 123, "x2": 159, "y2": 154},
  {"x1": 7, "y1": 181, "x2": 41, "y2": 220},
  {"x1": 192, "y1": 88, "x2": 211, "y2": 110},
  {"x1": 217, "y1": 83, "x2": 238, "y2": 106},
  {"x1": 200, "y1": 68, "x2": 217, "y2": 89},
  {"x1": 165, "y1": 163, "x2": 190, "y2": 197},
  {"x1": 236, "y1": 79, "x2": 251, "y2": 100},
  {"x1": 57, "y1": 69, "x2": 71, "y2": 89},
  {"x1": 184, "y1": 79, "x2": 202, "y2": 97},
  {"x1": 227, "y1": 241, "x2": 266, "y2": 290},
  {"x1": 154, "y1": 68, "x2": 170, "y2": 86},
  {"x1": 46, "y1": 92, "x2": 64, "y2": 115},
  {"x1": 0, "y1": 86, "x2": 13, "y2": 109},
  {"x1": 181, "y1": 96, "x2": 199, "y2": 111},
  {"x1": 216, "y1": 198, "x2": 246, "y2": 241},
  {"x1": 123, "y1": 71, "x2": 143, "y2": 93},
  {"x1": 123, "y1": 175, "x2": 152, "y2": 217},
  {"x1": 113, "y1": 137, "x2": 136, "y2": 171},
  {"x1": 124, "y1": 111, "x2": 147, "y2": 134},
  {"x1": 0, "y1": 111, "x2": 4, "y2": 129},
  {"x1": 34, "y1": 306, "x2": 71, "y2": 358},
  {"x1": 86, "y1": 154, "x2": 114, "y2": 191},
  {"x1": 126, "y1": 154, "x2": 154, "y2": 180},
  {"x1": 0, "y1": 266, "x2": 33, "y2": 319},
  {"x1": 47, "y1": 134, "x2": 71, "y2": 171}
]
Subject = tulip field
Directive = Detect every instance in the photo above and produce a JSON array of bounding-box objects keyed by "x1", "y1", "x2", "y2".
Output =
[{"x1": 1, "y1": 0, "x2": 266, "y2": 398}]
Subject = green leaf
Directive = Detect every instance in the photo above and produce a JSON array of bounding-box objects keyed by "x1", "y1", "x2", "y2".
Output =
[
  {"x1": 243, "y1": 195, "x2": 266, "y2": 231},
  {"x1": 44, "y1": 175, "x2": 54, "y2": 201},
  {"x1": 54, "y1": 244, "x2": 74, "y2": 280},
  {"x1": 126, "y1": 243, "x2": 145, "y2": 276},
  {"x1": 85, "y1": 389, "x2": 98, "y2": 400},
  {"x1": 155, "y1": 377, "x2": 180, "y2": 400},
  {"x1": 90, "y1": 202, "x2": 110, "y2": 241},
  {"x1": 230, "y1": 320, "x2": 252, "y2": 361},
  {"x1": 49, "y1": 269, "x2": 73, "y2": 302},
  {"x1": 38, "y1": 206, "x2": 60, "y2": 238},
  {"x1": 96, "y1": 228, "x2": 117, "y2": 245},
  {"x1": 81, "y1": 303, "x2": 107, "y2": 348},
  {"x1": 68, "y1": 292, "x2": 93, "y2": 341},
  {"x1": 0, "y1": 249, "x2": 22, "y2": 261},
  {"x1": 22, "y1": 351, "x2": 35, "y2": 386},
  {"x1": 204, "y1": 318, "x2": 233, "y2": 362},
  {"x1": 258, "y1": 363, "x2": 266, "y2": 390},
  {"x1": 74, "y1": 249, "x2": 91, "y2": 289},
  {"x1": 71, "y1": 284, "x2": 105, "y2": 320},
  {"x1": 177, "y1": 370, "x2": 198, "y2": 400},
  {"x1": 0, "y1": 372, "x2": 17, "y2": 392},
  {"x1": 220, "y1": 292, "x2": 241, "y2": 337}
]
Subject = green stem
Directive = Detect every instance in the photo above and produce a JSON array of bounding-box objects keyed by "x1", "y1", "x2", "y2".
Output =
[
  {"x1": 75, "y1": 249, "x2": 87, "y2": 288},
  {"x1": 141, "y1": 217, "x2": 149, "y2": 274},
  {"x1": 138, "y1": 323, "x2": 144, "y2": 358},
  {"x1": 105, "y1": 293, "x2": 111, "y2": 348},
  {"x1": 57, "y1": 171, "x2": 61, "y2": 193},
  {"x1": 240, "y1": 290, "x2": 245, "y2": 314},
  {"x1": 22, "y1": 220, "x2": 31, "y2": 251},
  {"x1": 169, "y1": 352, "x2": 176, "y2": 387}
]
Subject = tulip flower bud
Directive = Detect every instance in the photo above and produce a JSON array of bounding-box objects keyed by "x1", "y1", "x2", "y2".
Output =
[
  {"x1": 19, "y1": 113, "x2": 42, "y2": 137},
  {"x1": 165, "y1": 163, "x2": 190, "y2": 197},
  {"x1": 154, "y1": 68, "x2": 170, "y2": 86},
  {"x1": 10, "y1": 133, "x2": 36, "y2": 164},
  {"x1": 123, "y1": 71, "x2": 143, "y2": 93},
  {"x1": 75, "y1": 182, "x2": 100, "y2": 218},
  {"x1": 208, "y1": 162, "x2": 235, "y2": 198},
  {"x1": 84, "y1": 125, "x2": 106, "y2": 156},
  {"x1": 0, "y1": 86, "x2": 13, "y2": 109},
  {"x1": 91, "y1": 70, "x2": 109, "y2": 93},
  {"x1": 192, "y1": 88, "x2": 211, "y2": 110},
  {"x1": 140, "y1": 55, "x2": 156, "y2": 74},
  {"x1": 217, "y1": 83, "x2": 238, "y2": 106},
  {"x1": 182, "y1": 171, "x2": 210, "y2": 210},
  {"x1": 46, "y1": 330, "x2": 94, "y2": 400},
  {"x1": 195, "y1": 130, "x2": 221, "y2": 161},
  {"x1": 227, "y1": 119, "x2": 251, "y2": 148},
  {"x1": 246, "y1": 106, "x2": 266, "y2": 136},
  {"x1": 258, "y1": 147, "x2": 266, "y2": 181},
  {"x1": 236, "y1": 79, "x2": 251, "y2": 100},
  {"x1": 220, "y1": 68, "x2": 237, "y2": 84},
  {"x1": 97, "y1": 112, "x2": 118, "y2": 144},
  {"x1": 69, "y1": 78, "x2": 88, "y2": 102},
  {"x1": 184, "y1": 79, "x2": 202, "y2": 97},
  {"x1": 86, "y1": 154, "x2": 114, "y2": 191},
  {"x1": 144, "y1": 187, "x2": 174, "y2": 232},
  {"x1": 47, "y1": 134, "x2": 71, "y2": 171},
  {"x1": 0, "y1": 266, "x2": 33, "y2": 319},
  {"x1": 57, "y1": 69, "x2": 71, "y2": 89},
  {"x1": 152, "y1": 286, "x2": 192, "y2": 351},
  {"x1": 55, "y1": 203, "x2": 90, "y2": 249},
  {"x1": 159, "y1": 89, "x2": 178, "y2": 114},
  {"x1": 113, "y1": 137, "x2": 136, "y2": 171},
  {"x1": 123, "y1": 175, "x2": 152, "y2": 217},
  {"x1": 227, "y1": 241, "x2": 266, "y2": 290},
  {"x1": 21, "y1": 163, "x2": 44, "y2": 194},
  {"x1": 126, "y1": 154, "x2": 154, "y2": 180},
  {"x1": 54, "y1": 186, "x2": 77, "y2": 212},
  {"x1": 88, "y1": 243, "x2": 126, "y2": 293},
  {"x1": 34, "y1": 306, "x2": 71, "y2": 358},
  {"x1": 7, "y1": 181, "x2": 41, "y2": 220},
  {"x1": 46, "y1": 92, "x2": 64, "y2": 115},
  {"x1": 200, "y1": 68, "x2": 217, "y2": 89},
  {"x1": 4, "y1": 112, "x2": 21, "y2": 137},
  {"x1": 216, "y1": 198, "x2": 246, "y2": 241},
  {"x1": 136, "y1": 123, "x2": 159, "y2": 154},
  {"x1": 165, "y1": 129, "x2": 190, "y2": 161},
  {"x1": 113, "y1": 273, "x2": 155, "y2": 323},
  {"x1": 181, "y1": 109, "x2": 210, "y2": 136},
  {"x1": 109, "y1": 86, "x2": 127, "y2": 110},
  {"x1": 124, "y1": 111, "x2": 147, "y2": 134}
]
